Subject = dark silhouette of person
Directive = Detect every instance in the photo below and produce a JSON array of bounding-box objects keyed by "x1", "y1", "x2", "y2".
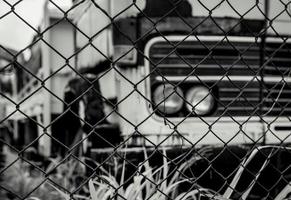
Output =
[{"x1": 56, "y1": 59, "x2": 111, "y2": 156}]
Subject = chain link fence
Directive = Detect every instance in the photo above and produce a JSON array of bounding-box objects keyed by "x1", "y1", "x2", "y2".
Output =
[{"x1": 1, "y1": 0, "x2": 291, "y2": 199}]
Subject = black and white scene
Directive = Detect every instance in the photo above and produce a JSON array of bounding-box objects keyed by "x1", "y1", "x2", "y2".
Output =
[{"x1": 1, "y1": 0, "x2": 291, "y2": 199}]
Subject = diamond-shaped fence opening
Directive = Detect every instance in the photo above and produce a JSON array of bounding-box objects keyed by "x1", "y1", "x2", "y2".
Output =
[{"x1": 1, "y1": 0, "x2": 291, "y2": 199}]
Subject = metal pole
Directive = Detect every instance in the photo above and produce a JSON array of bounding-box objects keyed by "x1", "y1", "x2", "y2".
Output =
[
  {"x1": 260, "y1": 0, "x2": 270, "y2": 145},
  {"x1": 40, "y1": 0, "x2": 52, "y2": 157}
]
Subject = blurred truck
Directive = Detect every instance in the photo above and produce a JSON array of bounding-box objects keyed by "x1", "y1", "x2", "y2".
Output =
[
  {"x1": 4, "y1": 0, "x2": 291, "y2": 197},
  {"x1": 72, "y1": 1, "x2": 291, "y2": 196},
  {"x1": 72, "y1": 0, "x2": 291, "y2": 149},
  {"x1": 7, "y1": 0, "x2": 291, "y2": 156}
]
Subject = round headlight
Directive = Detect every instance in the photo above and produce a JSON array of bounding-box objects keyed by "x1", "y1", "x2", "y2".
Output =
[
  {"x1": 153, "y1": 84, "x2": 184, "y2": 114},
  {"x1": 186, "y1": 86, "x2": 214, "y2": 115}
]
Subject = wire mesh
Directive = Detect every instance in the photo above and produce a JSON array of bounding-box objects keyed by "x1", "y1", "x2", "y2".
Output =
[{"x1": 1, "y1": 0, "x2": 291, "y2": 199}]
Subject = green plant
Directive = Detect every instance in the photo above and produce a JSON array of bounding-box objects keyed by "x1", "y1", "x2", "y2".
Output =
[
  {"x1": 86, "y1": 148, "x2": 209, "y2": 200},
  {"x1": 1, "y1": 159, "x2": 63, "y2": 200},
  {"x1": 0, "y1": 148, "x2": 87, "y2": 200},
  {"x1": 45, "y1": 156, "x2": 86, "y2": 191},
  {"x1": 1, "y1": 147, "x2": 211, "y2": 200}
]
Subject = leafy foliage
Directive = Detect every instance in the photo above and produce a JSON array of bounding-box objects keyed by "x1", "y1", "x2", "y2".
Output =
[
  {"x1": 1, "y1": 147, "x2": 211, "y2": 200},
  {"x1": 0, "y1": 148, "x2": 86, "y2": 200},
  {"x1": 87, "y1": 148, "x2": 209, "y2": 200}
]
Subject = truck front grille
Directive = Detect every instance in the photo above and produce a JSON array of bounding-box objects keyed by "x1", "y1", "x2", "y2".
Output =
[
  {"x1": 264, "y1": 41, "x2": 291, "y2": 76},
  {"x1": 146, "y1": 36, "x2": 291, "y2": 117},
  {"x1": 262, "y1": 82, "x2": 291, "y2": 116},
  {"x1": 149, "y1": 37, "x2": 261, "y2": 78}
]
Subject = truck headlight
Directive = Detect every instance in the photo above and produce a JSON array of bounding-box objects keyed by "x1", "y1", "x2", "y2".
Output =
[
  {"x1": 153, "y1": 84, "x2": 184, "y2": 114},
  {"x1": 186, "y1": 86, "x2": 214, "y2": 115}
]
